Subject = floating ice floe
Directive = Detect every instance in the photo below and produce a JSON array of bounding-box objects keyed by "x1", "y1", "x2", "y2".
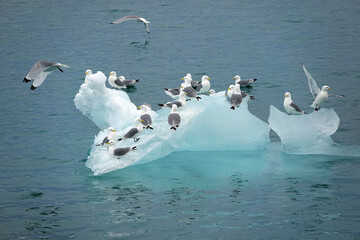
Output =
[
  {"x1": 75, "y1": 72, "x2": 359, "y2": 175},
  {"x1": 74, "y1": 71, "x2": 270, "y2": 175},
  {"x1": 268, "y1": 105, "x2": 360, "y2": 156}
]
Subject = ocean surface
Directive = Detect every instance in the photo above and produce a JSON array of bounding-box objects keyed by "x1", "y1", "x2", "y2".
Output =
[{"x1": 1, "y1": 0, "x2": 360, "y2": 239}]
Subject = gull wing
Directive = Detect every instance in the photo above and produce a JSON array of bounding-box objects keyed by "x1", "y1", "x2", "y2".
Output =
[
  {"x1": 111, "y1": 15, "x2": 141, "y2": 24},
  {"x1": 302, "y1": 64, "x2": 320, "y2": 99}
]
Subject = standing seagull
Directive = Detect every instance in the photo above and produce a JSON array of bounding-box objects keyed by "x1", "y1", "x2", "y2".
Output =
[
  {"x1": 181, "y1": 75, "x2": 201, "y2": 101},
  {"x1": 111, "y1": 15, "x2": 151, "y2": 34},
  {"x1": 168, "y1": 104, "x2": 181, "y2": 130},
  {"x1": 23, "y1": 61, "x2": 69, "y2": 90},
  {"x1": 302, "y1": 64, "x2": 341, "y2": 111},
  {"x1": 108, "y1": 71, "x2": 126, "y2": 89},
  {"x1": 196, "y1": 75, "x2": 211, "y2": 94},
  {"x1": 106, "y1": 140, "x2": 137, "y2": 159},
  {"x1": 230, "y1": 84, "x2": 243, "y2": 110},
  {"x1": 138, "y1": 104, "x2": 153, "y2": 129},
  {"x1": 283, "y1": 92, "x2": 306, "y2": 115}
]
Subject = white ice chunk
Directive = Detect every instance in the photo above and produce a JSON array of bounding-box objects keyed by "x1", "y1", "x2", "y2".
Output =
[
  {"x1": 268, "y1": 105, "x2": 340, "y2": 154},
  {"x1": 74, "y1": 71, "x2": 139, "y2": 130}
]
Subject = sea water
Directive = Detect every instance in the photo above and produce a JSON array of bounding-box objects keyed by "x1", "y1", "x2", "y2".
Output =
[{"x1": 0, "y1": 0, "x2": 360, "y2": 239}]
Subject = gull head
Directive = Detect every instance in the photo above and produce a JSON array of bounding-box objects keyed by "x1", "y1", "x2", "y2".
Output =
[
  {"x1": 284, "y1": 92, "x2": 291, "y2": 99},
  {"x1": 322, "y1": 85, "x2": 331, "y2": 91},
  {"x1": 85, "y1": 69, "x2": 92, "y2": 75}
]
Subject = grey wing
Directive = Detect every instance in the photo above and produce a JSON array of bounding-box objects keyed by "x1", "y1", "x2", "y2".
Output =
[
  {"x1": 101, "y1": 136, "x2": 109, "y2": 145},
  {"x1": 168, "y1": 113, "x2": 181, "y2": 126},
  {"x1": 123, "y1": 79, "x2": 138, "y2": 86},
  {"x1": 111, "y1": 15, "x2": 141, "y2": 24},
  {"x1": 230, "y1": 93, "x2": 242, "y2": 106},
  {"x1": 113, "y1": 147, "x2": 130, "y2": 156},
  {"x1": 290, "y1": 102, "x2": 303, "y2": 113},
  {"x1": 140, "y1": 114, "x2": 152, "y2": 125},
  {"x1": 123, "y1": 128, "x2": 138, "y2": 138},
  {"x1": 166, "y1": 88, "x2": 180, "y2": 95},
  {"x1": 303, "y1": 64, "x2": 320, "y2": 99},
  {"x1": 114, "y1": 78, "x2": 126, "y2": 87},
  {"x1": 166, "y1": 101, "x2": 182, "y2": 108},
  {"x1": 196, "y1": 83, "x2": 203, "y2": 92},
  {"x1": 183, "y1": 86, "x2": 196, "y2": 97},
  {"x1": 191, "y1": 81, "x2": 200, "y2": 88}
]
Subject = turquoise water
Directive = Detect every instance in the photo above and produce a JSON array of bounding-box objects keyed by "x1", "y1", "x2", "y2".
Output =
[{"x1": 1, "y1": 0, "x2": 360, "y2": 239}]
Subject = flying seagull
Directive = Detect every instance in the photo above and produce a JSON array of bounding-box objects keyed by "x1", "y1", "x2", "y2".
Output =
[
  {"x1": 111, "y1": 15, "x2": 150, "y2": 34},
  {"x1": 23, "y1": 61, "x2": 69, "y2": 90}
]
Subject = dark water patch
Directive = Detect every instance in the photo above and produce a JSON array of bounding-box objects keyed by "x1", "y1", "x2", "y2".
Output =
[
  {"x1": 21, "y1": 192, "x2": 44, "y2": 200},
  {"x1": 311, "y1": 183, "x2": 330, "y2": 189}
]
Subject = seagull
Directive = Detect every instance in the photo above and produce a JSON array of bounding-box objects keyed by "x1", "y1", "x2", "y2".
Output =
[
  {"x1": 108, "y1": 71, "x2": 126, "y2": 89},
  {"x1": 208, "y1": 89, "x2": 216, "y2": 96},
  {"x1": 106, "y1": 140, "x2": 137, "y2": 159},
  {"x1": 168, "y1": 104, "x2": 181, "y2": 130},
  {"x1": 230, "y1": 84, "x2": 243, "y2": 110},
  {"x1": 158, "y1": 91, "x2": 186, "y2": 109},
  {"x1": 138, "y1": 104, "x2": 153, "y2": 130},
  {"x1": 233, "y1": 75, "x2": 257, "y2": 87},
  {"x1": 85, "y1": 69, "x2": 92, "y2": 83},
  {"x1": 118, "y1": 118, "x2": 144, "y2": 142},
  {"x1": 196, "y1": 75, "x2": 211, "y2": 94},
  {"x1": 23, "y1": 61, "x2": 69, "y2": 90},
  {"x1": 226, "y1": 84, "x2": 255, "y2": 100},
  {"x1": 118, "y1": 75, "x2": 139, "y2": 87},
  {"x1": 181, "y1": 75, "x2": 201, "y2": 101},
  {"x1": 96, "y1": 127, "x2": 118, "y2": 146},
  {"x1": 283, "y1": 92, "x2": 306, "y2": 115},
  {"x1": 111, "y1": 15, "x2": 151, "y2": 34},
  {"x1": 302, "y1": 64, "x2": 343, "y2": 111}
]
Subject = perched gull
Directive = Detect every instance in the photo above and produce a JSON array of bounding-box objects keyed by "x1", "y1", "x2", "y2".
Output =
[
  {"x1": 85, "y1": 69, "x2": 92, "y2": 83},
  {"x1": 138, "y1": 104, "x2": 153, "y2": 129},
  {"x1": 226, "y1": 84, "x2": 255, "y2": 100},
  {"x1": 196, "y1": 75, "x2": 211, "y2": 94},
  {"x1": 208, "y1": 89, "x2": 216, "y2": 96},
  {"x1": 302, "y1": 64, "x2": 341, "y2": 111},
  {"x1": 233, "y1": 75, "x2": 257, "y2": 87},
  {"x1": 119, "y1": 75, "x2": 139, "y2": 87},
  {"x1": 184, "y1": 73, "x2": 201, "y2": 89},
  {"x1": 111, "y1": 15, "x2": 151, "y2": 34},
  {"x1": 283, "y1": 92, "x2": 306, "y2": 115},
  {"x1": 158, "y1": 91, "x2": 186, "y2": 109},
  {"x1": 230, "y1": 84, "x2": 243, "y2": 110},
  {"x1": 118, "y1": 118, "x2": 144, "y2": 142},
  {"x1": 168, "y1": 104, "x2": 181, "y2": 130},
  {"x1": 108, "y1": 71, "x2": 126, "y2": 89},
  {"x1": 107, "y1": 140, "x2": 137, "y2": 159},
  {"x1": 23, "y1": 61, "x2": 69, "y2": 90},
  {"x1": 181, "y1": 75, "x2": 201, "y2": 101},
  {"x1": 96, "y1": 127, "x2": 118, "y2": 146}
]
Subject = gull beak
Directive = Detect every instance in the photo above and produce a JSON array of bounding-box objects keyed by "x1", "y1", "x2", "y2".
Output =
[
  {"x1": 208, "y1": 78, "x2": 211, "y2": 80},
  {"x1": 137, "y1": 106, "x2": 141, "y2": 109},
  {"x1": 140, "y1": 119, "x2": 144, "y2": 122},
  {"x1": 228, "y1": 88, "x2": 231, "y2": 90},
  {"x1": 185, "y1": 93, "x2": 188, "y2": 95},
  {"x1": 181, "y1": 78, "x2": 184, "y2": 81},
  {"x1": 106, "y1": 142, "x2": 110, "y2": 145},
  {"x1": 233, "y1": 77, "x2": 236, "y2": 79},
  {"x1": 329, "y1": 87, "x2": 332, "y2": 90}
]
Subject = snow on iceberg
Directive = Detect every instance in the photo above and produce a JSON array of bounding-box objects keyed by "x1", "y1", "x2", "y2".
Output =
[
  {"x1": 268, "y1": 105, "x2": 360, "y2": 156},
  {"x1": 74, "y1": 71, "x2": 270, "y2": 175}
]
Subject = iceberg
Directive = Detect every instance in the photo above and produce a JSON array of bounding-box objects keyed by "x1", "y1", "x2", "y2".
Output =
[
  {"x1": 268, "y1": 105, "x2": 360, "y2": 156},
  {"x1": 74, "y1": 71, "x2": 270, "y2": 175}
]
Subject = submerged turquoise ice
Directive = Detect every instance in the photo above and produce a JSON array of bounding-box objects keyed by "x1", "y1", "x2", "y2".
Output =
[{"x1": 75, "y1": 72, "x2": 359, "y2": 175}]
